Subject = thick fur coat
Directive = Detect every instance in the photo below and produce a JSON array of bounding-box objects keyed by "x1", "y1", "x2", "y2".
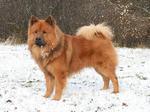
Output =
[{"x1": 28, "y1": 16, "x2": 119, "y2": 100}]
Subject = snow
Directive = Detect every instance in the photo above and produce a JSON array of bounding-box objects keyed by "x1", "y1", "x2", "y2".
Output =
[{"x1": 0, "y1": 44, "x2": 150, "y2": 112}]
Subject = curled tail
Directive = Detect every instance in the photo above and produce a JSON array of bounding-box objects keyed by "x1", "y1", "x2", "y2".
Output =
[{"x1": 76, "y1": 23, "x2": 113, "y2": 40}]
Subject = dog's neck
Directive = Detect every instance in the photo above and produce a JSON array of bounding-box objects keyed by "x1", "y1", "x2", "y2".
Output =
[
  {"x1": 49, "y1": 41, "x2": 63, "y2": 57},
  {"x1": 41, "y1": 36, "x2": 65, "y2": 61}
]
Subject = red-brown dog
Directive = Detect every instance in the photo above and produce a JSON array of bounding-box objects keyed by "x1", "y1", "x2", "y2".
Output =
[{"x1": 28, "y1": 16, "x2": 119, "y2": 100}]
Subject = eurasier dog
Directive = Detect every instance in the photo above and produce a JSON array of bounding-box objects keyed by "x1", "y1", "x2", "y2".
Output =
[{"x1": 28, "y1": 16, "x2": 119, "y2": 100}]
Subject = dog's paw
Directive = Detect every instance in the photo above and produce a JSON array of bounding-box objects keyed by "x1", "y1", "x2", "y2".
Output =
[
  {"x1": 112, "y1": 90, "x2": 119, "y2": 94},
  {"x1": 101, "y1": 86, "x2": 109, "y2": 90},
  {"x1": 52, "y1": 96, "x2": 61, "y2": 101},
  {"x1": 44, "y1": 94, "x2": 50, "y2": 98}
]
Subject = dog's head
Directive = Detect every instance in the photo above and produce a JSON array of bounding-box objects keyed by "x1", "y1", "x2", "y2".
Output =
[{"x1": 28, "y1": 16, "x2": 63, "y2": 49}]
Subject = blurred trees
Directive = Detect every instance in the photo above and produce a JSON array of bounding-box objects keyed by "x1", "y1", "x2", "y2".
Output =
[{"x1": 0, "y1": 0, "x2": 150, "y2": 47}]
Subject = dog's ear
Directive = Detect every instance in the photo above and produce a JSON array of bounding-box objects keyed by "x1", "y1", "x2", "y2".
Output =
[
  {"x1": 45, "y1": 15, "x2": 56, "y2": 26},
  {"x1": 29, "y1": 16, "x2": 39, "y2": 26}
]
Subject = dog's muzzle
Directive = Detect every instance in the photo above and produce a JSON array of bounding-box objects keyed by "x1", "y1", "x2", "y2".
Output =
[{"x1": 35, "y1": 37, "x2": 46, "y2": 47}]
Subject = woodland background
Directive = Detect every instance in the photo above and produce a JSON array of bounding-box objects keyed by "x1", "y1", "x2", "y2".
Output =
[{"x1": 0, "y1": 0, "x2": 150, "y2": 47}]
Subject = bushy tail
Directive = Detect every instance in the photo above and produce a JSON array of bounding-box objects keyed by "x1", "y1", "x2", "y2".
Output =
[{"x1": 76, "y1": 23, "x2": 113, "y2": 40}]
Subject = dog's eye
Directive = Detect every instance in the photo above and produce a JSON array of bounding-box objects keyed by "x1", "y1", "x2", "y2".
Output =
[{"x1": 43, "y1": 31, "x2": 47, "y2": 34}]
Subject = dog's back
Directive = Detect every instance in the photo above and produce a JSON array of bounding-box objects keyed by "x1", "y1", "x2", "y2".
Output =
[{"x1": 67, "y1": 23, "x2": 117, "y2": 74}]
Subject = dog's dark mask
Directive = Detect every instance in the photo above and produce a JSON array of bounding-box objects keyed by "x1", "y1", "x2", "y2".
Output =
[{"x1": 35, "y1": 37, "x2": 46, "y2": 47}]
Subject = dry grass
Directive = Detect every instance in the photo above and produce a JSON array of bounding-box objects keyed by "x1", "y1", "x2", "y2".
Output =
[
  {"x1": 2, "y1": 36, "x2": 26, "y2": 45},
  {"x1": 0, "y1": 36, "x2": 148, "y2": 48}
]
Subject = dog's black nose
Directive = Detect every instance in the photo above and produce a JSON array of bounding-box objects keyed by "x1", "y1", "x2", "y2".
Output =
[{"x1": 35, "y1": 37, "x2": 46, "y2": 46}]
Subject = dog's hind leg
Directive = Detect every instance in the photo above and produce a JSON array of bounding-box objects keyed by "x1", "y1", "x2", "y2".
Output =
[
  {"x1": 101, "y1": 76, "x2": 110, "y2": 90},
  {"x1": 95, "y1": 66, "x2": 119, "y2": 93},
  {"x1": 95, "y1": 68, "x2": 110, "y2": 90}
]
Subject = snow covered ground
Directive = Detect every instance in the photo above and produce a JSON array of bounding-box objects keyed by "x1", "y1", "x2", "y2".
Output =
[{"x1": 0, "y1": 44, "x2": 150, "y2": 112}]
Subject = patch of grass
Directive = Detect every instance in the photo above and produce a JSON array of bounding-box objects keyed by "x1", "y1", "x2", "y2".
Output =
[
  {"x1": 3, "y1": 35, "x2": 26, "y2": 45},
  {"x1": 136, "y1": 73, "x2": 148, "y2": 80}
]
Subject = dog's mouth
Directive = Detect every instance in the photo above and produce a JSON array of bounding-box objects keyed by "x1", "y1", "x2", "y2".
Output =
[{"x1": 35, "y1": 37, "x2": 46, "y2": 47}]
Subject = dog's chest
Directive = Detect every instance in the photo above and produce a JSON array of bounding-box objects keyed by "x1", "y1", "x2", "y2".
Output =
[{"x1": 31, "y1": 47, "x2": 41, "y2": 61}]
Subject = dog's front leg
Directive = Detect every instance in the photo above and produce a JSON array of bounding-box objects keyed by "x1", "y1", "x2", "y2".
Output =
[
  {"x1": 44, "y1": 73, "x2": 55, "y2": 98},
  {"x1": 52, "y1": 71, "x2": 67, "y2": 100}
]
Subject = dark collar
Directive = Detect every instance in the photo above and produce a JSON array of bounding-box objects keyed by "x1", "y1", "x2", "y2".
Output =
[
  {"x1": 50, "y1": 41, "x2": 63, "y2": 55},
  {"x1": 50, "y1": 42, "x2": 62, "y2": 54}
]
